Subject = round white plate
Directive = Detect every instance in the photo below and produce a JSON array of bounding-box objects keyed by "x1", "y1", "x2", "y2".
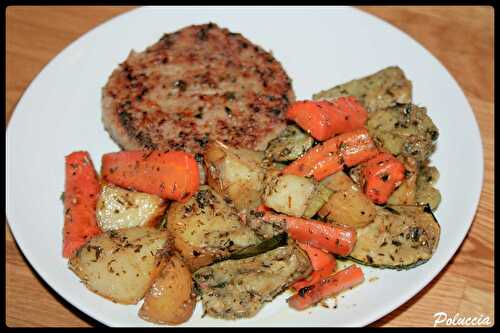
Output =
[{"x1": 6, "y1": 6, "x2": 483, "y2": 327}]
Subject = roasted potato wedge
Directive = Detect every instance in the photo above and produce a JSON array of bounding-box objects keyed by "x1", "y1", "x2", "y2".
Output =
[
  {"x1": 68, "y1": 227, "x2": 169, "y2": 304},
  {"x1": 262, "y1": 174, "x2": 316, "y2": 217},
  {"x1": 262, "y1": 173, "x2": 332, "y2": 218},
  {"x1": 139, "y1": 252, "x2": 196, "y2": 325},
  {"x1": 204, "y1": 141, "x2": 266, "y2": 211},
  {"x1": 96, "y1": 183, "x2": 167, "y2": 231},
  {"x1": 167, "y1": 185, "x2": 261, "y2": 271},
  {"x1": 318, "y1": 172, "x2": 376, "y2": 228}
]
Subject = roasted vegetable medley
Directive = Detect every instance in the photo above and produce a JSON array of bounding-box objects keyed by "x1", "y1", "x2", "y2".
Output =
[{"x1": 62, "y1": 66, "x2": 441, "y2": 325}]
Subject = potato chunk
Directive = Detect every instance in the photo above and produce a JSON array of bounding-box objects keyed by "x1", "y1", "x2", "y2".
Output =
[
  {"x1": 204, "y1": 141, "x2": 266, "y2": 211},
  {"x1": 96, "y1": 183, "x2": 166, "y2": 231},
  {"x1": 318, "y1": 172, "x2": 376, "y2": 228},
  {"x1": 193, "y1": 242, "x2": 311, "y2": 319},
  {"x1": 139, "y1": 253, "x2": 195, "y2": 325},
  {"x1": 68, "y1": 227, "x2": 169, "y2": 304},
  {"x1": 167, "y1": 185, "x2": 261, "y2": 271},
  {"x1": 262, "y1": 174, "x2": 317, "y2": 217}
]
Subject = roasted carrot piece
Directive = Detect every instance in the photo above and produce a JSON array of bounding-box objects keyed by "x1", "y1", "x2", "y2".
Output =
[
  {"x1": 262, "y1": 213, "x2": 357, "y2": 256},
  {"x1": 255, "y1": 204, "x2": 272, "y2": 213},
  {"x1": 101, "y1": 150, "x2": 199, "y2": 202},
  {"x1": 339, "y1": 128, "x2": 379, "y2": 167},
  {"x1": 292, "y1": 242, "x2": 337, "y2": 290},
  {"x1": 286, "y1": 97, "x2": 368, "y2": 141},
  {"x1": 282, "y1": 136, "x2": 342, "y2": 180},
  {"x1": 63, "y1": 151, "x2": 102, "y2": 258},
  {"x1": 282, "y1": 128, "x2": 378, "y2": 181},
  {"x1": 286, "y1": 101, "x2": 335, "y2": 141},
  {"x1": 288, "y1": 265, "x2": 365, "y2": 310},
  {"x1": 361, "y1": 152, "x2": 406, "y2": 204},
  {"x1": 297, "y1": 242, "x2": 335, "y2": 270}
]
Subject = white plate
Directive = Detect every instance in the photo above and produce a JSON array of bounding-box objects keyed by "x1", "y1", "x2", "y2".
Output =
[{"x1": 6, "y1": 6, "x2": 483, "y2": 327}]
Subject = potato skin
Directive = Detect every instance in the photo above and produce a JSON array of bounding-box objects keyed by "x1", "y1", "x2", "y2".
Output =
[
  {"x1": 204, "y1": 141, "x2": 265, "y2": 211},
  {"x1": 139, "y1": 253, "x2": 195, "y2": 325},
  {"x1": 318, "y1": 172, "x2": 376, "y2": 228},
  {"x1": 68, "y1": 227, "x2": 169, "y2": 304},
  {"x1": 96, "y1": 183, "x2": 167, "y2": 231},
  {"x1": 167, "y1": 185, "x2": 261, "y2": 272}
]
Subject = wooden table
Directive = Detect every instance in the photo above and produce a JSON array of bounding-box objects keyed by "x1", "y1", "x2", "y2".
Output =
[{"x1": 6, "y1": 6, "x2": 494, "y2": 327}]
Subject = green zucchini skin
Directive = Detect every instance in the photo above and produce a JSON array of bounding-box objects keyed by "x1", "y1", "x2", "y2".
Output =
[
  {"x1": 347, "y1": 204, "x2": 440, "y2": 270},
  {"x1": 303, "y1": 184, "x2": 333, "y2": 219},
  {"x1": 265, "y1": 125, "x2": 314, "y2": 162},
  {"x1": 340, "y1": 255, "x2": 430, "y2": 271},
  {"x1": 227, "y1": 233, "x2": 288, "y2": 260}
]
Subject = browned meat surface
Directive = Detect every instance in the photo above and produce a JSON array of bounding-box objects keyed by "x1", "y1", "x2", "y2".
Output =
[{"x1": 102, "y1": 23, "x2": 295, "y2": 154}]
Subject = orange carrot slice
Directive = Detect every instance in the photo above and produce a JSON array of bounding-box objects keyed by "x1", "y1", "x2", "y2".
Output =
[
  {"x1": 255, "y1": 204, "x2": 272, "y2": 213},
  {"x1": 361, "y1": 152, "x2": 406, "y2": 204},
  {"x1": 101, "y1": 150, "x2": 200, "y2": 202},
  {"x1": 63, "y1": 151, "x2": 102, "y2": 258},
  {"x1": 286, "y1": 101, "x2": 335, "y2": 141},
  {"x1": 286, "y1": 97, "x2": 368, "y2": 141},
  {"x1": 292, "y1": 242, "x2": 337, "y2": 290},
  {"x1": 263, "y1": 213, "x2": 357, "y2": 256},
  {"x1": 288, "y1": 265, "x2": 365, "y2": 310},
  {"x1": 282, "y1": 128, "x2": 378, "y2": 181}
]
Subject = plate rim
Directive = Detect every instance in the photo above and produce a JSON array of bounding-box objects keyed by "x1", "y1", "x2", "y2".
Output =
[{"x1": 6, "y1": 5, "x2": 484, "y2": 327}]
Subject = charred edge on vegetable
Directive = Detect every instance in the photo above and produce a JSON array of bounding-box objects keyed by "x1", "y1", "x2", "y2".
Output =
[{"x1": 298, "y1": 285, "x2": 314, "y2": 297}]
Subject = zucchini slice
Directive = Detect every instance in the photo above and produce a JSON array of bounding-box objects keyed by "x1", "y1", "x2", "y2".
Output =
[
  {"x1": 265, "y1": 125, "x2": 314, "y2": 162},
  {"x1": 348, "y1": 204, "x2": 440, "y2": 269},
  {"x1": 312, "y1": 66, "x2": 412, "y2": 112}
]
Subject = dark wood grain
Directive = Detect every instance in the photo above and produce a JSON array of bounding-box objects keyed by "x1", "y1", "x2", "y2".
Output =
[{"x1": 6, "y1": 5, "x2": 494, "y2": 327}]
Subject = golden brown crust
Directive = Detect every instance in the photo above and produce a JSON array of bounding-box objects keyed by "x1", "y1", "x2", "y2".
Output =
[{"x1": 102, "y1": 23, "x2": 295, "y2": 154}]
